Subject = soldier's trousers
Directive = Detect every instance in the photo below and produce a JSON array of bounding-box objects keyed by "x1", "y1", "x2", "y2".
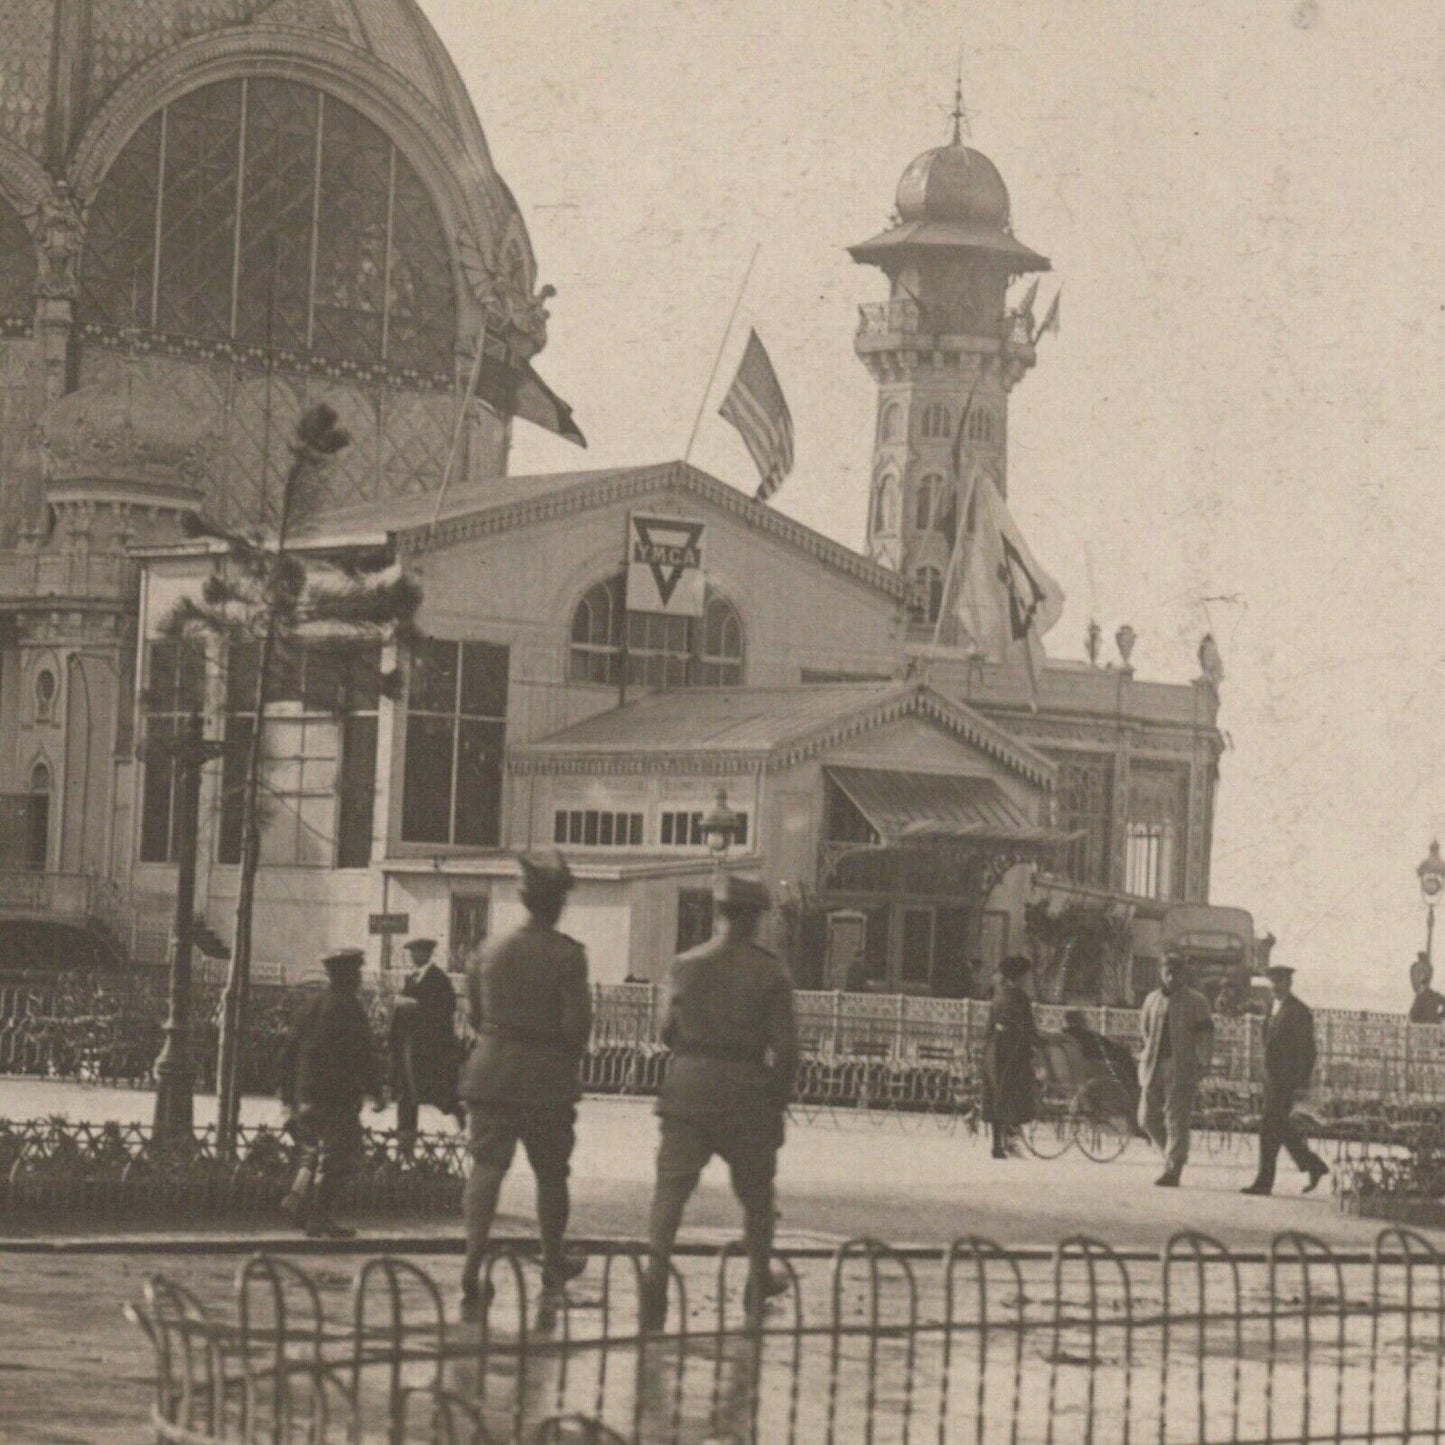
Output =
[
  {"x1": 1253, "y1": 1082, "x2": 1325, "y2": 1190},
  {"x1": 647, "y1": 1112, "x2": 780, "y2": 1289},
  {"x1": 1138, "y1": 1068, "x2": 1197, "y2": 1176},
  {"x1": 286, "y1": 1106, "x2": 363, "y2": 1219}
]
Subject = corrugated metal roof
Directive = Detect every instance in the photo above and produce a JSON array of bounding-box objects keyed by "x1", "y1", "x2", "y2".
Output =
[
  {"x1": 523, "y1": 684, "x2": 901, "y2": 755},
  {"x1": 827, "y1": 765, "x2": 1070, "y2": 848}
]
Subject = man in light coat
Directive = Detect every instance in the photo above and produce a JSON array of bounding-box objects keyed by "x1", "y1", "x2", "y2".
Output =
[{"x1": 1137, "y1": 955, "x2": 1215, "y2": 1187}]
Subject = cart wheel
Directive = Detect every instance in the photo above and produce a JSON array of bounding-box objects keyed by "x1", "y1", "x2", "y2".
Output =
[
  {"x1": 1019, "y1": 1113, "x2": 1073, "y2": 1159},
  {"x1": 1072, "y1": 1079, "x2": 1131, "y2": 1162}
]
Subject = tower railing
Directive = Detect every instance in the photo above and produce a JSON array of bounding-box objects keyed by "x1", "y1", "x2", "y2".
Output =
[{"x1": 856, "y1": 297, "x2": 924, "y2": 337}]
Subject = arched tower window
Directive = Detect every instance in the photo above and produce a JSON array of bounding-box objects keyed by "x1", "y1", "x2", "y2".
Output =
[
  {"x1": 79, "y1": 79, "x2": 457, "y2": 377},
  {"x1": 568, "y1": 573, "x2": 744, "y2": 688},
  {"x1": 0, "y1": 197, "x2": 34, "y2": 324},
  {"x1": 873, "y1": 474, "x2": 899, "y2": 535},
  {"x1": 25, "y1": 760, "x2": 50, "y2": 871},
  {"x1": 967, "y1": 408, "x2": 998, "y2": 444},
  {"x1": 878, "y1": 402, "x2": 901, "y2": 444},
  {"x1": 913, "y1": 565, "x2": 944, "y2": 626},
  {"x1": 920, "y1": 403, "x2": 951, "y2": 440}
]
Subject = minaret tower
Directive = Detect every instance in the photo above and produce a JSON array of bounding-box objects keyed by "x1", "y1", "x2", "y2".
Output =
[{"x1": 849, "y1": 88, "x2": 1050, "y2": 628}]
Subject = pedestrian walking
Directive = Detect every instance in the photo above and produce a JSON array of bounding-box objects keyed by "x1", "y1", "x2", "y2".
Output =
[
  {"x1": 279, "y1": 948, "x2": 385, "y2": 1239},
  {"x1": 1137, "y1": 955, "x2": 1214, "y2": 1187},
  {"x1": 390, "y1": 936, "x2": 464, "y2": 1155},
  {"x1": 641, "y1": 875, "x2": 797, "y2": 1331},
  {"x1": 981, "y1": 955, "x2": 1038, "y2": 1159},
  {"x1": 1241, "y1": 963, "x2": 1329, "y2": 1197},
  {"x1": 457, "y1": 852, "x2": 592, "y2": 1322}
]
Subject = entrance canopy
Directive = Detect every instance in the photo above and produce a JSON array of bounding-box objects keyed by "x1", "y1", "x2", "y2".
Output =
[{"x1": 826, "y1": 766, "x2": 1070, "y2": 849}]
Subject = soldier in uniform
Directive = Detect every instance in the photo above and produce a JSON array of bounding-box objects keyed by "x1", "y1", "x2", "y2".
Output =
[
  {"x1": 641, "y1": 875, "x2": 798, "y2": 1331},
  {"x1": 279, "y1": 948, "x2": 384, "y2": 1239},
  {"x1": 1241, "y1": 964, "x2": 1330, "y2": 1196},
  {"x1": 457, "y1": 852, "x2": 592, "y2": 1321},
  {"x1": 390, "y1": 936, "x2": 464, "y2": 1156}
]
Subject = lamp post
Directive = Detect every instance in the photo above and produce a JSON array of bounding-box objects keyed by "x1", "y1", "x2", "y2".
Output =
[
  {"x1": 700, "y1": 784, "x2": 741, "y2": 891},
  {"x1": 1417, "y1": 840, "x2": 1445, "y2": 965},
  {"x1": 152, "y1": 713, "x2": 224, "y2": 1147}
]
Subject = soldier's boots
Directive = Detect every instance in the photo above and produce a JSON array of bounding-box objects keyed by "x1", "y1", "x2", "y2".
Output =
[{"x1": 742, "y1": 1269, "x2": 790, "y2": 1325}]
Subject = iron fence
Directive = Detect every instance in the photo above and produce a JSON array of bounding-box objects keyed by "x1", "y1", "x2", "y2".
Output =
[{"x1": 127, "y1": 1228, "x2": 1445, "y2": 1443}]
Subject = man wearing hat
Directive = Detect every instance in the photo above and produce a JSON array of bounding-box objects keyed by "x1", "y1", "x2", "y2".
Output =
[
  {"x1": 457, "y1": 851, "x2": 592, "y2": 1321},
  {"x1": 982, "y1": 956, "x2": 1039, "y2": 1158},
  {"x1": 390, "y1": 936, "x2": 464, "y2": 1154},
  {"x1": 1137, "y1": 954, "x2": 1215, "y2": 1187},
  {"x1": 640, "y1": 874, "x2": 798, "y2": 1332},
  {"x1": 280, "y1": 948, "x2": 385, "y2": 1238},
  {"x1": 1242, "y1": 964, "x2": 1329, "y2": 1196}
]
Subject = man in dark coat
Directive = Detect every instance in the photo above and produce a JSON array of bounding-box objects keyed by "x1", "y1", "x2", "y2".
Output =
[
  {"x1": 279, "y1": 948, "x2": 384, "y2": 1239},
  {"x1": 457, "y1": 852, "x2": 592, "y2": 1322},
  {"x1": 982, "y1": 956, "x2": 1038, "y2": 1159},
  {"x1": 1241, "y1": 964, "x2": 1330, "y2": 1196},
  {"x1": 641, "y1": 875, "x2": 798, "y2": 1331},
  {"x1": 1408, "y1": 953, "x2": 1445, "y2": 1024},
  {"x1": 390, "y1": 936, "x2": 464, "y2": 1153}
]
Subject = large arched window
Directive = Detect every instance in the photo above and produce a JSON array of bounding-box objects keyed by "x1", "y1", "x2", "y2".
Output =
[
  {"x1": 913, "y1": 565, "x2": 944, "y2": 626},
  {"x1": 878, "y1": 402, "x2": 901, "y2": 444},
  {"x1": 0, "y1": 197, "x2": 34, "y2": 325},
  {"x1": 79, "y1": 79, "x2": 456, "y2": 377},
  {"x1": 569, "y1": 573, "x2": 745, "y2": 688}
]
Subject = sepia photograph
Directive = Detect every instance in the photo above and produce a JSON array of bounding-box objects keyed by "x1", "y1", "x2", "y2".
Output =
[{"x1": 0, "y1": 0, "x2": 1443, "y2": 1439}]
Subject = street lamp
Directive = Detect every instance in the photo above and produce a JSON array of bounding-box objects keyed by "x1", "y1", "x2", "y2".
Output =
[
  {"x1": 700, "y1": 785, "x2": 741, "y2": 884},
  {"x1": 1417, "y1": 840, "x2": 1445, "y2": 964}
]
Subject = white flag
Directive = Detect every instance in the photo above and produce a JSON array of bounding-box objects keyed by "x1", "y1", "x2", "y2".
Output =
[{"x1": 956, "y1": 478, "x2": 1064, "y2": 673}]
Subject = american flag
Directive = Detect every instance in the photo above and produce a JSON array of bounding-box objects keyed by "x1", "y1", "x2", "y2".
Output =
[{"x1": 718, "y1": 329, "x2": 794, "y2": 502}]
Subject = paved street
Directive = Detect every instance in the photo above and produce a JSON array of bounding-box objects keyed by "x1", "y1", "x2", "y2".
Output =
[{"x1": 1, "y1": 1077, "x2": 1420, "y2": 1441}]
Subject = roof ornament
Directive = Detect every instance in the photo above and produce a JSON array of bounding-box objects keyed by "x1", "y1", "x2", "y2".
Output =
[{"x1": 950, "y1": 54, "x2": 970, "y2": 147}]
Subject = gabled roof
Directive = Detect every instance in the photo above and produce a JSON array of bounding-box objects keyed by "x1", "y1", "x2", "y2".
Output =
[
  {"x1": 509, "y1": 682, "x2": 1056, "y2": 789},
  {"x1": 294, "y1": 460, "x2": 909, "y2": 602}
]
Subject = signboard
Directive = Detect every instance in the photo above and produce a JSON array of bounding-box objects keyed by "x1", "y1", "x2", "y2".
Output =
[
  {"x1": 626, "y1": 513, "x2": 706, "y2": 617},
  {"x1": 367, "y1": 912, "x2": 410, "y2": 936}
]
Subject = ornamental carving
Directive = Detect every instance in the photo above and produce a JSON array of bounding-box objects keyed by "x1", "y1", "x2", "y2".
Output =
[{"x1": 36, "y1": 178, "x2": 83, "y2": 300}]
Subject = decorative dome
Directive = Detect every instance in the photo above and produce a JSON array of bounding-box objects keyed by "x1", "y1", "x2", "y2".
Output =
[
  {"x1": 895, "y1": 143, "x2": 1011, "y2": 229},
  {"x1": 0, "y1": 0, "x2": 485, "y2": 165},
  {"x1": 40, "y1": 374, "x2": 215, "y2": 505}
]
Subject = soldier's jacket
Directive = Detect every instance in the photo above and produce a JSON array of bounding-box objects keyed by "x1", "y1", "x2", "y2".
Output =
[
  {"x1": 658, "y1": 935, "x2": 798, "y2": 1118},
  {"x1": 459, "y1": 923, "x2": 592, "y2": 1108},
  {"x1": 281, "y1": 987, "x2": 383, "y2": 1112}
]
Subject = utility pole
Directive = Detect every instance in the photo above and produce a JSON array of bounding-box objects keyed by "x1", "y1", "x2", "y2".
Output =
[{"x1": 152, "y1": 712, "x2": 222, "y2": 1147}]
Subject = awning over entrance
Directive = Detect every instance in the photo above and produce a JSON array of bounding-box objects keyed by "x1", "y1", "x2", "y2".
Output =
[{"x1": 825, "y1": 766, "x2": 1072, "y2": 849}]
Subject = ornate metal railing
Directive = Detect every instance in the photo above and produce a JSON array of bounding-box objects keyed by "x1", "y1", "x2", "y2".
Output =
[
  {"x1": 856, "y1": 297, "x2": 924, "y2": 337},
  {"x1": 126, "y1": 1229, "x2": 1445, "y2": 1444}
]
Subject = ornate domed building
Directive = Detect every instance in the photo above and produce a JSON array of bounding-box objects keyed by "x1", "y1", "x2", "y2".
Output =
[{"x1": 0, "y1": 0, "x2": 564, "y2": 896}]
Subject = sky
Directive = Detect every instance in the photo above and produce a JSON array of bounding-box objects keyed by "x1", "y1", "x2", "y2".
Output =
[{"x1": 422, "y1": 0, "x2": 1445, "y2": 1011}]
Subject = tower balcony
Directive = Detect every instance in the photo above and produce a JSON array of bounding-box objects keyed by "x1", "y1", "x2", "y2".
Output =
[
  {"x1": 857, "y1": 298, "x2": 925, "y2": 337},
  {"x1": 0, "y1": 549, "x2": 137, "y2": 607}
]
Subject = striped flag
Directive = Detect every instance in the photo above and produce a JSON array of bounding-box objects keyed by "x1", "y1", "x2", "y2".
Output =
[{"x1": 718, "y1": 329, "x2": 794, "y2": 502}]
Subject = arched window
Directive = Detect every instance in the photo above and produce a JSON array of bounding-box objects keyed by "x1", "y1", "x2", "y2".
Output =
[
  {"x1": 568, "y1": 573, "x2": 744, "y2": 688},
  {"x1": 913, "y1": 566, "x2": 944, "y2": 626},
  {"x1": 920, "y1": 403, "x2": 951, "y2": 440},
  {"x1": 873, "y1": 474, "x2": 899, "y2": 535},
  {"x1": 916, "y1": 474, "x2": 941, "y2": 531},
  {"x1": 968, "y1": 408, "x2": 998, "y2": 444},
  {"x1": 33, "y1": 667, "x2": 56, "y2": 722},
  {"x1": 878, "y1": 402, "x2": 901, "y2": 444},
  {"x1": 0, "y1": 197, "x2": 34, "y2": 324},
  {"x1": 25, "y1": 761, "x2": 50, "y2": 871},
  {"x1": 79, "y1": 79, "x2": 456, "y2": 377}
]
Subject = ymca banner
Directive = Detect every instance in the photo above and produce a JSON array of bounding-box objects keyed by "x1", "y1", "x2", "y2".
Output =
[{"x1": 626, "y1": 513, "x2": 706, "y2": 616}]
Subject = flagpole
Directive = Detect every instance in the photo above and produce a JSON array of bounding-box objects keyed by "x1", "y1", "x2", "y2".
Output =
[
  {"x1": 682, "y1": 244, "x2": 761, "y2": 465},
  {"x1": 428, "y1": 330, "x2": 490, "y2": 536}
]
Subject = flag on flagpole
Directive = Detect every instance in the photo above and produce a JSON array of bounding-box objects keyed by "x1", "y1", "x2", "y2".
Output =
[
  {"x1": 956, "y1": 476, "x2": 1065, "y2": 706},
  {"x1": 475, "y1": 326, "x2": 587, "y2": 447},
  {"x1": 1035, "y1": 290, "x2": 1061, "y2": 341},
  {"x1": 718, "y1": 329, "x2": 794, "y2": 502}
]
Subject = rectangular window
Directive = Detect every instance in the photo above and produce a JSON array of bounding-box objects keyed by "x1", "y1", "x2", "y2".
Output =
[
  {"x1": 1125, "y1": 764, "x2": 1188, "y2": 901},
  {"x1": 449, "y1": 893, "x2": 489, "y2": 971},
  {"x1": 1051, "y1": 751, "x2": 1114, "y2": 888},
  {"x1": 1126, "y1": 822, "x2": 1176, "y2": 902},
  {"x1": 139, "y1": 638, "x2": 207, "y2": 863},
  {"x1": 553, "y1": 809, "x2": 644, "y2": 847},
  {"x1": 400, "y1": 638, "x2": 509, "y2": 847},
  {"x1": 659, "y1": 809, "x2": 748, "y2": 847},
  {"x1": 218, "y1": 639, "x2": 381, "y2": 868}
]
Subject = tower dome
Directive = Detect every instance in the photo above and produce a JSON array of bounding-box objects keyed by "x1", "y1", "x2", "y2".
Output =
[
  {"x1": 895, "y1": 143, "x2": 1011, "y2": 229},
  {"x1": 40, "y1": 373, "x2": 214, "y2": 509}
]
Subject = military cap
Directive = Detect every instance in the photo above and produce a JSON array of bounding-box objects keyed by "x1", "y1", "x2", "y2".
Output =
[
  {"x1": 322, "y1": 947, "x2": 366, "y2": 974},
  {"x1": 713, "y1": 874, "x2": 772, "y2": 912},
  {"x1": 1263, "y1": 964, "x2": 1295, "y2": 980},
  {"x1": 519, "y1": 849, "x2": 576, "y2": 896},
  {"x1": 998, "y1": 955, "x2": 1033, "y2": 979},
  {"x1": 402, "y1": 937, "x2": 437, "y2": 956}
]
